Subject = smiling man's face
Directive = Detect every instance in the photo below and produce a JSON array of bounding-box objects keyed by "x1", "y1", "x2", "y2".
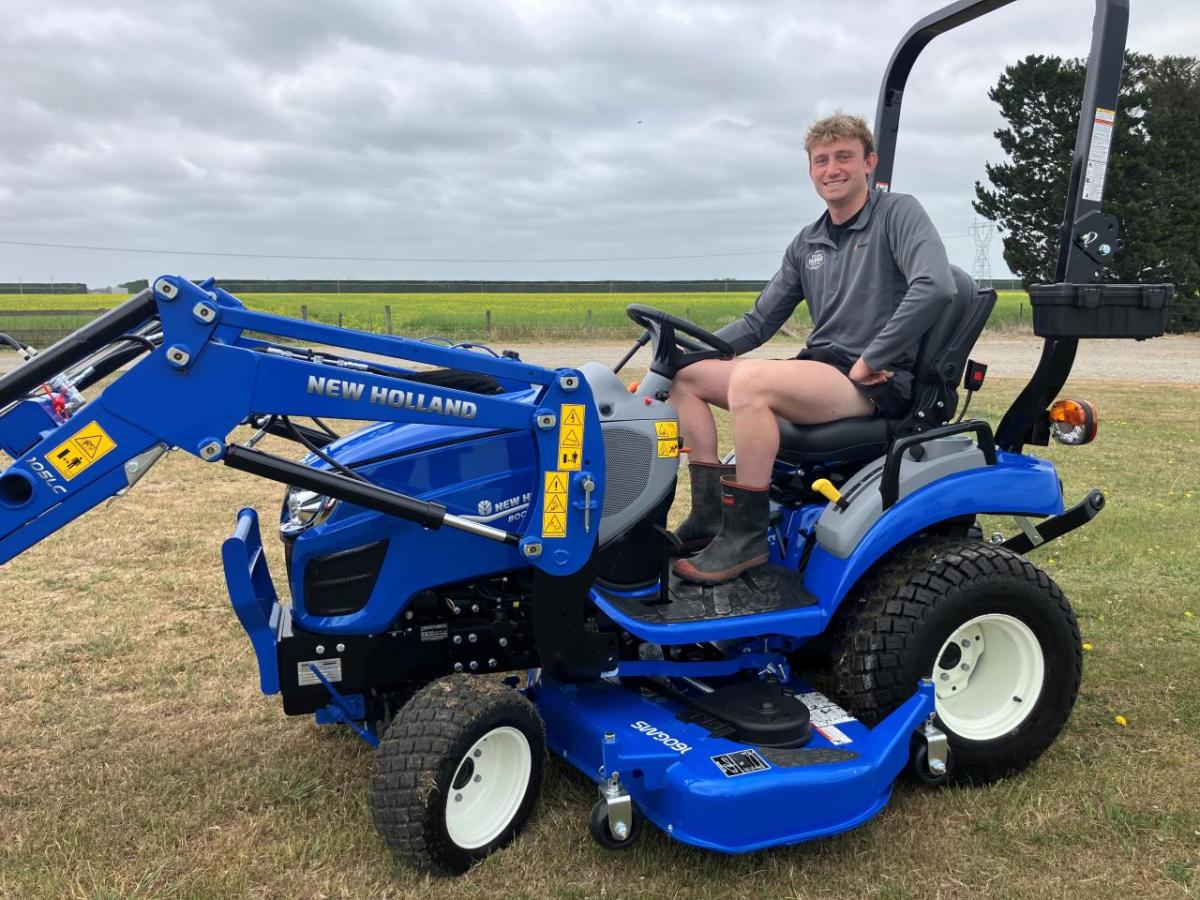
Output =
[{"x1": 808, "y1": 137, "x2": 876, "y2": 210}]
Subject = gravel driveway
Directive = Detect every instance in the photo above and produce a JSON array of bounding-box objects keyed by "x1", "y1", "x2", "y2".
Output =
[
  {"x1": 503, "y1": 333, "x2": 1199, "y2": 383},
  {"x1": 1, "y1": 333, "x2": 1194, "y2": 383}
]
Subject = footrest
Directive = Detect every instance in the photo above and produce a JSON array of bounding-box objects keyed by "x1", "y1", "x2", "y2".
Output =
[{"x1": 599, "y1": 565, "x2": 817, "y2": 625}]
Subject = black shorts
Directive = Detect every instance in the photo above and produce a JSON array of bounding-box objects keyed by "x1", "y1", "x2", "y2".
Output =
[{"x1": 792, "y1": 346, "x2": 912, "y2": 419}]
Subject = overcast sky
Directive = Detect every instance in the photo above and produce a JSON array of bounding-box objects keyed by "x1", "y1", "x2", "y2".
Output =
[{"x1": 2, "y1": 0, "x2": 1197, "y2": 289}]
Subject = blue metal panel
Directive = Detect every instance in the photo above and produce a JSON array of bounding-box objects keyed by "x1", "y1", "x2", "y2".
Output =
[
  {"x1": 287, "y1": 430, "x2": 538, "y2": 634},
  {"x1": 535, "y1": 674, "x2": 935, "y2": 851},
  {"x1": 221, "y1": 508, "x2": 282, "y2": 694},
  {"x1": 0, "y1": 398, "x2": 59, "y2": 458},
  {"x1": 802, "y1": 450, "x2": 1063, "y2": 610},
  {"x1": 590, "y1": 587, "x2": 831, "y2": 645}
]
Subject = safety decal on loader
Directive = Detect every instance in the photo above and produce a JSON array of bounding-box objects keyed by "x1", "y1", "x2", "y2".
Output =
[
  {"x1": 558, "y1": 404, "x2": 585, "y2": 471},
  {"x1": 46, "y1": 421, "x2": 117, "y2": 481},
  {"x1": 655, "y1": 420, "x2": 679, "y2": 458},
  {"x1": 542, "y1": 470, "x2": 568, "y2": 537}
]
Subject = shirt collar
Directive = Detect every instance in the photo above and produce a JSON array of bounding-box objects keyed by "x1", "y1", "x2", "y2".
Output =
[{"x1": 810, "y1": 188, "x2": 882, "y2": 246}]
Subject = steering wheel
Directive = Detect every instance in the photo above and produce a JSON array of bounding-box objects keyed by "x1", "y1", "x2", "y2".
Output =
[{"x1": 624, "y1": 304, "x2": 735, "y2": 379}]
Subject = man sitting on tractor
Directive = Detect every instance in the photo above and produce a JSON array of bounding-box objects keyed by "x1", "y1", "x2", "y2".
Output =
[{"x1": 671, "y1": 112, "x2": 955, "y2": 584}]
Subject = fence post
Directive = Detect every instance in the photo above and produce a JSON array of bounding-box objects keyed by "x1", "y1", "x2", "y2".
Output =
[
  {"x1": 301, "y1": 304, "x2": 308, "y2": 321},
  {"x1": 686, "y1": 306, "x2": 692, "y2": 323},
  {"x1": 338, "y1": 311, "x2": 344, "y2": 328},
  {"x1": 384, "y1": 305, "x2": 393, "y2": 335},
  {"x1": 587, "y1": 309, "x2": 593, "y2": 338},
  {"x1": 486, "y1": 309, "x2": 492, "y2": 337}
]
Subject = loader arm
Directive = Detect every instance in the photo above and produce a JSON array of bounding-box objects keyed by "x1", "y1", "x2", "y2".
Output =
[{"x1": 0, "y1": 276, "x2": 606, "y2": 590}]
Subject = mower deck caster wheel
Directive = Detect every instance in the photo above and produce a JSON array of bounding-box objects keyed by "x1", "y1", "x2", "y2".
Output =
[
  {"x1": 909, "y1": 742, "x2": 952, "y2": 787},
  {"x1": 588, "y1": 798, "x2": 643, "y2": 851}
]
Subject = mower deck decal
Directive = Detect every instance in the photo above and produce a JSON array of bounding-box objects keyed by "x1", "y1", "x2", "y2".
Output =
[
  {"x1": 46, "y1": 421, "x2": 117, "y2": 481},
  {"x1": 712, "y1": 749, "x2": 770, "y2": 777},
  {"x1": 543, "y1": 470, "x2": 568, "y2": 537},
  {"x1": 558, "y1": 403, "x2": 585, "y2": 470}
]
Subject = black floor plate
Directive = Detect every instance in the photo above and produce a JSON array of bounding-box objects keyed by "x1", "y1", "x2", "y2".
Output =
[{"x1": 599, "y1": 565, "x2": 817, "y2": 625}]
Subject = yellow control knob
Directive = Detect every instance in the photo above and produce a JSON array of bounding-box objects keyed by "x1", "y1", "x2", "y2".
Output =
[{"x1": 812, "y1": 478, "x2": 849, "y2": 511}]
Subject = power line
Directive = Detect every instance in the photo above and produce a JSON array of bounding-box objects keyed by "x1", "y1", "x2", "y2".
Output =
[
  {"x1": 0, "y1": 238, "x2": 781, "y2": 264},
  {"x1": 0, "y1": 231, "x2": 973, "y2": 265}
]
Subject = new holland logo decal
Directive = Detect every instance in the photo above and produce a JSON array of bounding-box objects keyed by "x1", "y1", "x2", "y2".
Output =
[{"x1": 306, "y1": 376, "x2": 477, "y2": 419}]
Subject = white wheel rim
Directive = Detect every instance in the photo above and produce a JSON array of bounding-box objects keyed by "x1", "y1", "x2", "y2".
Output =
[
  {"x1": 933, "y1": 614, "x2": 1045, "y2": 741},
  {"x1": 444, "y1": 726, "x2": 532, "y2": 850}
]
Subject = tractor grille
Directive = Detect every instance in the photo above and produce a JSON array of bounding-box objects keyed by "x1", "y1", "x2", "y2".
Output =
[
  {"x1": 601, "y1": 426, "x2": 653, "y2": 517},
  {"x1": 303, "y1": 540, "x2": 389, "y2": 617}
]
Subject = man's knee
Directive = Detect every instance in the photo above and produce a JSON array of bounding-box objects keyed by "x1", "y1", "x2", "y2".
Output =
[
  {"x1": 726, "y1": 360, "x2": 773, "y2": 409},
  {"x1": 675, "y1": 359, "x2": 735, "y2": 406}
]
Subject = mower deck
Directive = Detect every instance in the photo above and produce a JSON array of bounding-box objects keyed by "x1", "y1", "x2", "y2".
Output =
[{"x1": 534, "y1": 674, "x2": 935, "y2": 851}]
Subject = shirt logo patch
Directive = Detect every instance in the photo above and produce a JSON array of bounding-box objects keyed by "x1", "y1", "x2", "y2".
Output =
[
  {"x1": 854, "y1": 241, "x2": 870, "y2": 250},
  {"x1": 805, "y1": 250, "x2": 826, "y2": 270}
]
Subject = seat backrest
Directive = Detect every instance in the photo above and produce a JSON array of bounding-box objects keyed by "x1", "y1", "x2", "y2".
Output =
[{"x1": 892, "y1": 265, "x2": 996, "y2": 434}]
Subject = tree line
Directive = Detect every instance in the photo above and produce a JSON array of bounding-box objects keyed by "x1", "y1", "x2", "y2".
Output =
[{"x1": 975, "y1": 52, "x2": 1199, "y2": 332}]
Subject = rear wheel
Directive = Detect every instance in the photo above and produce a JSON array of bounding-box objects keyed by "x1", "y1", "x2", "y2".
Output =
[{"x1": 832, "y1": 540, "x2": 1081, "y2": 784}]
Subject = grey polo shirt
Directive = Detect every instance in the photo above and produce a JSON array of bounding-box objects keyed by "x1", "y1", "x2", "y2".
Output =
[{"x1": 715, "y1": 189, "x2": 955, "y2": 396}]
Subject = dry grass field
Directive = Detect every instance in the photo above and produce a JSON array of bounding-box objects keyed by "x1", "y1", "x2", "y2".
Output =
[{"x1": 0, "y1": 356, "x2": 1197, "y2": 898}]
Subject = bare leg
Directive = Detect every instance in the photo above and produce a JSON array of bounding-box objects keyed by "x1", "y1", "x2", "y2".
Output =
[
  {"x1": 668, "y1": 359, "x2": 740, "y2": 463},
  {"x1": 727, "y1": 359, "x2": 874, "y2": 486}
]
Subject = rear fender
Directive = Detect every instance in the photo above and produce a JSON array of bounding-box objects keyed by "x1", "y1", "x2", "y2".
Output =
[{"x1": 802, "y1": 452, "x2": 1063, "y2": 614}]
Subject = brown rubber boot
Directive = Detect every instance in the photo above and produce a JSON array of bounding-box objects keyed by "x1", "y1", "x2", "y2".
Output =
[
  {"x1": 673, "y1": 461, "x2": 736, "y2": 551},
  {"x1": 673, "y1": 477, "x2": 769, "y2": 584}
]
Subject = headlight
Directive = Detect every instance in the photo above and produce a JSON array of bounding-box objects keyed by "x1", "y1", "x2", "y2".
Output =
[{"x1": 281, "y1": 487, "x2": 338, "y2": 535}]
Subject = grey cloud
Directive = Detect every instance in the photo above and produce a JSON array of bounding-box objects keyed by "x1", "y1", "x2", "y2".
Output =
[{"x1": 1, "y1": 0, "x2": 1196, "y2": 286}]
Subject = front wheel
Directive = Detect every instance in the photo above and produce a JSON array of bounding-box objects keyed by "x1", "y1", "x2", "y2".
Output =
[
  {"x1": 832, "y1": 540, "x2": 1082, "y2": 784},
  {"x1": 370, "y1": 676, "x2": 545, "y2": 874}
]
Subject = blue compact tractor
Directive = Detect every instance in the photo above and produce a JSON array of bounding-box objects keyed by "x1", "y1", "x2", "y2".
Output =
[{"x1": 0, "y1": 0, "x2": 1173, "y2": 876}]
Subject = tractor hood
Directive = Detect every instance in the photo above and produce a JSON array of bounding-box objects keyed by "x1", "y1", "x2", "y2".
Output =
[{"x1": 317, "y1": 418, "x2": 507, "y2": 469}]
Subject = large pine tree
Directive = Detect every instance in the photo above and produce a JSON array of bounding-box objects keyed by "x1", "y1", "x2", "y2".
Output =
[{"x1": 974, "y1": 53, "x2": 1199, "y2": 332}]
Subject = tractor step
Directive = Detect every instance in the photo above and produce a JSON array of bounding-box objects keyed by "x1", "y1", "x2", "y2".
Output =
[{"x1": 596, "y1": 565, "x2": 816, "y2": 626}]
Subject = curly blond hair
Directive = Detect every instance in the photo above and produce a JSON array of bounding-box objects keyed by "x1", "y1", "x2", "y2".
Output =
[{"x1": 804, "y1": 112, "x2": 875, "y2": 158}]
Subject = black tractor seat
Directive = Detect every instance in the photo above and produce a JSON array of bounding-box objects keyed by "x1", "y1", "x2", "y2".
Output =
[{"x1": 777, "y1": 266, "x2": 995, "y2": 465}]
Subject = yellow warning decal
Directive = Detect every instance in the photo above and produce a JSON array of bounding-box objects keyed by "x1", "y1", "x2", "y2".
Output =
[
  {"x1": 655, "y1": 420, "x2": 678, "y2": 439},
  {"x1": 558, "y1": 404, "x2": 586, "y2": 471},
  {"x1": 543, "y1": 470, "x2": 569, "y2": 538},
  {"x1": 657, "y1": 439, "x2": 680, "y2": 459},
  {"x1": 47, "y1": 421, "x2": 117, "y2": 481},
  {"x1": 542, "y1": 513, "x2": 567, "y2": 538}
]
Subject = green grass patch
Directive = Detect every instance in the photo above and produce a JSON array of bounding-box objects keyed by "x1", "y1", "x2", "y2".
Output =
[{"x1": 0, "y1": 290, "x2": 1035, "y2": 342}]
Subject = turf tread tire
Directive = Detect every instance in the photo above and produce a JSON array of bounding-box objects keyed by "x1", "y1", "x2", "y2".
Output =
[
  {"x1": 831, "y1": 539, "x2": 1082, "y2": 785},
  {"x1": 370, "y1": 676, "x2": 545, "y2": 874}
]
